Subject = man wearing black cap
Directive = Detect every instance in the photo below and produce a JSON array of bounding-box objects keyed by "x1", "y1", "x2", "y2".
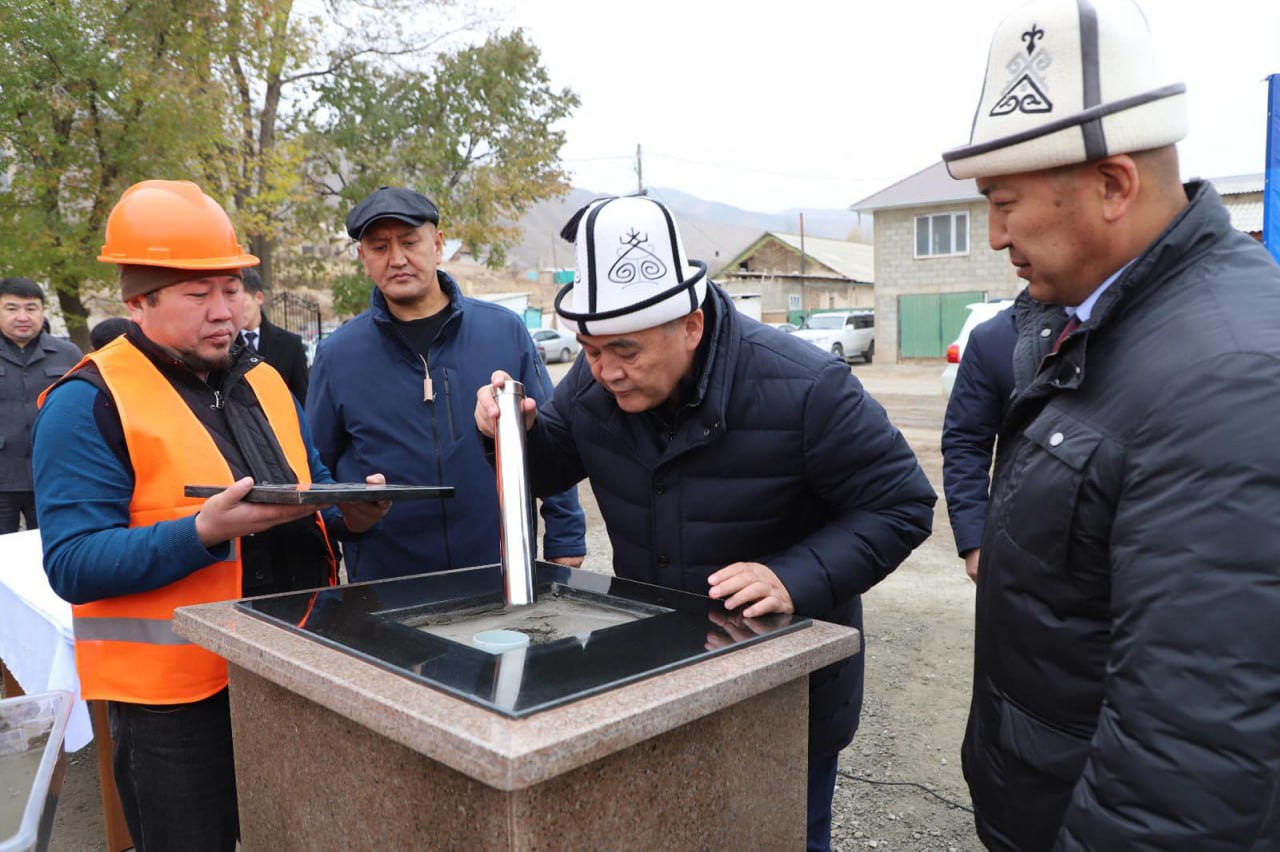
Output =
[{"x1": 307, "y1": 186, "x2": 586, "y2": 582}]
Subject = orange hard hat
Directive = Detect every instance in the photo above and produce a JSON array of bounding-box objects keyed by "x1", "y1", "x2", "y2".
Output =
[{"x1": 98, "y1": 180, "x2": 259, "y2": 270}]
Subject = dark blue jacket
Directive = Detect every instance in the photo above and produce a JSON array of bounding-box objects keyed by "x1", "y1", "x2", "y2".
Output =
[
  {"x1": 307, "y1": 272, "x2": 585, "y2": 582},
  {"x1": 941, "y1": 307, "x2": 1016, "y2": 556},
  {"x1": 523, "y1": 284, "x2": 935, "y2": 757}
]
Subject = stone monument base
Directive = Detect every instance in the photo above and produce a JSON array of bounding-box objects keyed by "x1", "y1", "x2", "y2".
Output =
[{"x1": 231, "y1": 665, "x2": 805, "y2": 849}]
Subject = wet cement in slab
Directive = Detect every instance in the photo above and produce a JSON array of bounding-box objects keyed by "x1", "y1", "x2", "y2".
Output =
[{"x1": 406, "y1": 591, "x2": 659, "y2": 648}]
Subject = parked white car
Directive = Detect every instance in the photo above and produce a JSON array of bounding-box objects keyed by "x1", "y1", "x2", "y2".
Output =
[
  {"x1": 941, "y1": 299, "x2": 1016, "y2": 399},
  {"x1": 793, "y1": 310, "x2": 875, "y2": 363},
  {"x1": 531, "y1": 327, "x2": 582, "y2": 364}
]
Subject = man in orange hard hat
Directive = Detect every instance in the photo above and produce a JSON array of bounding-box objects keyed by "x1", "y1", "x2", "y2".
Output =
[{"x1": 32, "y1": 180, "x2": 389, "y2": 851}]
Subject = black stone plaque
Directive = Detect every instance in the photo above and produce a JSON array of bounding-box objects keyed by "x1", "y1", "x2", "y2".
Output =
[
  {"x1": 184, "y1": 483, "x2": 454, "y2": 504},
  {"x1": 235, "y1": 562, "x2": 810, "y2": 717}
]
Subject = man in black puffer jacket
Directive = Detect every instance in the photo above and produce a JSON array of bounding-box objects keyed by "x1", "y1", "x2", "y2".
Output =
[
  {"x1": 476, "y1": 195, "x2": 935, "y2": 852},
  {"x1": 941, "y1": 1, "x2": 1280, "y2": 849}
]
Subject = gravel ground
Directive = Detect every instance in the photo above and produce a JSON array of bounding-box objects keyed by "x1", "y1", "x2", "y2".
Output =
[{"x1": 40, "y1": 360, "x2": 984, "y2": 851}]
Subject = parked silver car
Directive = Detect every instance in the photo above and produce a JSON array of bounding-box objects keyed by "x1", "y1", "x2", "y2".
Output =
[{"x1": 531, "y1": 327, "x2": 582, "y2": 364}]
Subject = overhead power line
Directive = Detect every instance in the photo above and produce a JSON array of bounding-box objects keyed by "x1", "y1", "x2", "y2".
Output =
[{"x1": 561, "y1": 150, "x2": 895, "y2": 185}]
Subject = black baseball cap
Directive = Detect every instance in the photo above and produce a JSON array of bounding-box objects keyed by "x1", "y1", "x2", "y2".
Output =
[{"x1": 345, "y1": 187, "x2": 440, "y2": 240}]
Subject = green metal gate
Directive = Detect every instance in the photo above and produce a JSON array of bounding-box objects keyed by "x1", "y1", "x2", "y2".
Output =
[{"x1": 898, "y1": 291, "x2": 986, "y2": 357}]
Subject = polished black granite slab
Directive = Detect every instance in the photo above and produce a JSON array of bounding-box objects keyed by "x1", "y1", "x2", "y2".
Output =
[
  {"x1": 235, "y1": 562, "x2": 809, "y2": 717},
  {"x1": 184, "y1": 483, "x2": 454, "y2": 504}
]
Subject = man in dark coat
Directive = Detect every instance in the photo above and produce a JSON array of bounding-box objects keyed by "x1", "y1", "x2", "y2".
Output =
[
  {"x1": 239, "y1": 266, "x2": 309, "y2": 404},
  {"x1": 941, "y1": 305, "x2": 1016, "y2": 581},
  {"x1": 475, "y1": 196, "x2": 935, "y2": 852},
  {"x1": 0, "y1": 276, "x2": 81, "y2": 533},
  {"x1": 941, "y1": 0, "x2": 1280, "y2": 848}
]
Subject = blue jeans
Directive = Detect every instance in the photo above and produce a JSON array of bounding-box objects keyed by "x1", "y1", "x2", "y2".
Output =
[
  {"x1": 0, "y1": 490, "x2": 37, "y2": 534},
  {"x1": 109, "y1": 689, "x2": 239, "y2": 852},
  {"x1": 808, "y1": 751, "x2": 839, "y2": 851}
]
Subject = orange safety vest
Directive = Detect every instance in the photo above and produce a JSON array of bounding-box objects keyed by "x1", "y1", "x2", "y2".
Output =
[{"x1": 43, "y1": 339, "x2": 334, "y2": 704}]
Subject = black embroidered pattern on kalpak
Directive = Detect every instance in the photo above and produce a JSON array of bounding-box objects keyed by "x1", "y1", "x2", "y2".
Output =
[
  {"x1": 608, "y1": 228, "x2": 667, "y2": 286},
  {"x1": 991, "y1": 23, "x2": 1054, "y2": 116}
]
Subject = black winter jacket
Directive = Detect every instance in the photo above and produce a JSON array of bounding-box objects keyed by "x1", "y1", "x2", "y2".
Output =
[
  {"x1": 525, "y1": 284, "x2": 936, "y2": 757},
  {"x1": 0, "y1": 331, "x2": 81, "y2": 491},
  {"x1": 965, "y1": 183, "x2": 1280, "y2": 851}
]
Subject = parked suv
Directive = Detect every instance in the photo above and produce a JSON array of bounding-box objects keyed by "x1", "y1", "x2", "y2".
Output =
[{"x1": 793, "y1": 310, "x2": 875, "y2": 363}]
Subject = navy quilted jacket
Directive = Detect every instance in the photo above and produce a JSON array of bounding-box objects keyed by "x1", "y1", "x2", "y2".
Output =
[{"x1": 525, "y1": 284, "x2": 935, "y2": 756}]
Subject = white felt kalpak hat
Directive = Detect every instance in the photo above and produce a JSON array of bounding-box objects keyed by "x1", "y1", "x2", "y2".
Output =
[
  {"x1": 943, "y1": 0, "x2": 1187, "y2": 180},
  {"x1": 554, "y1": 196, "x2": 707, "y2": 336}
]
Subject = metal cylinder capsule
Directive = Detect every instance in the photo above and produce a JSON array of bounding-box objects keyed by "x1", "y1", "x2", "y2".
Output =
[{"x1": 493, "y1": 381, "x2": 536, "y2": 606}]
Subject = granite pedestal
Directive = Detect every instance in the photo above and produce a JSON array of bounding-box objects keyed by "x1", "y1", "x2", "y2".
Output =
[{"x1": 174, "y1": 572, "x2": 859, "y2": 850}]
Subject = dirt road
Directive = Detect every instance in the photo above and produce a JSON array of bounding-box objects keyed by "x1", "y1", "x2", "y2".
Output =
[{"x1": 44, "y1": 361, "x2": 983, "y2": 851}]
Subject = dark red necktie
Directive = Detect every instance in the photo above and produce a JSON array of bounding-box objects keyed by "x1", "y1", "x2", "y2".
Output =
[{"x1": 1053, "y1": 316, "x2": 1081, "y2": 353}]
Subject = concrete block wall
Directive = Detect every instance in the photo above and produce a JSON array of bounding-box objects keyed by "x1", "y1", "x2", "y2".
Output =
[{"x1": 873, "y1": 202, "x2": 1021, "y2": 362}]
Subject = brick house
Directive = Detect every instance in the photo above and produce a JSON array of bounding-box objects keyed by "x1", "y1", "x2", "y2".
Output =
[{"x1": 715, "y1": 232, "x2": 874, "y2": 324}]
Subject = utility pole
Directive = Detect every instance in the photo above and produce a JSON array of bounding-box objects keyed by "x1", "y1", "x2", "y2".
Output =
[
  {"x1": 799, "y1": 212, "x2": 807, "y2": 277},
  {"x1": 635, "y1": 144, "x2": 645, "y2": 196}
]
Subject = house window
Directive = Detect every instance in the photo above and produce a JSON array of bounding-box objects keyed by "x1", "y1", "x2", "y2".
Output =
[
  {"x1": 914, "y1": 212, "x2": 969, "y2": 258},
  {"x1": 788, "y1": 294, "x2": 802, "y2": 311}
]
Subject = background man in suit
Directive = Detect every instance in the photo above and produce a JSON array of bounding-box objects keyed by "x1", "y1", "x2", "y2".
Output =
[
  {"x1": 0, "y1": 276, "x2": 82, "y2": 533},
  {"x1": 239, "y1": 266, "x2": 309, "y2": 404}
]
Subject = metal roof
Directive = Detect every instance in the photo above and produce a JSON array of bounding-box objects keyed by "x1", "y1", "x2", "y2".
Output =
[
  {"x1": 1223, "y1": 197, "x2": 1264, "y2": 233},
  {"x1": 1204, "y1": 173, "x2": 1264, "y2": 196},
  {"x1": 850, "y1": 161, "x2": 981, "y2": 213},
  {"x1": 758, "y1": 233, "x2": 876, "y2": 282}
]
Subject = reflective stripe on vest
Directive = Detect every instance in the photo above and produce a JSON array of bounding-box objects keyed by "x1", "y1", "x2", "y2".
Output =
[
  {"x1": 73, "y1": 616, "x2": 192, "y2": 645},
  {"x1": 47, "y1": 339, "x2": 328, "y2": 704}
]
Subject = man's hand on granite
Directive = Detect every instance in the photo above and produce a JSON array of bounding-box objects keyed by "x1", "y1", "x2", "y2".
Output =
[{"x1": 707, "y1": 561, "x2": 795, "y2": 618}]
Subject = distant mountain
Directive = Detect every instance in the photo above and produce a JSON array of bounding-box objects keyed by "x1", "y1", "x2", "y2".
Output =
[{"x1": 508, "y1": 186, "x2": 869, "y2": 273}]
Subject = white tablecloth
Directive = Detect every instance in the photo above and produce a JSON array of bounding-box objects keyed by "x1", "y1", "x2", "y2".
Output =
[{"x1": 0, "y1": 529, "x2": 94, "y2": 751}]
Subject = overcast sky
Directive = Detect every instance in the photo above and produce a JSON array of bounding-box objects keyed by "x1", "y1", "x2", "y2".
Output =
[{"x1": 497, "y1": 0, "x2": 1280, "y2": 213}]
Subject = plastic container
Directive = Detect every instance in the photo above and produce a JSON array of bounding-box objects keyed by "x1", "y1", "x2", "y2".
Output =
[
  {"x1": 472, "y1": 629, "x2": 531, "y2": 654},
  {"x1": 0, "y1": 691, "x2": 73, "y2": 852}
]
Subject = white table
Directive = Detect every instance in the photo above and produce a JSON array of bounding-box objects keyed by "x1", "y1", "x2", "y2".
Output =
[
  {"x1": 1, "y1": 528, "x2": 134, "y2": 851},
  {"x1": 0, "y1": 529, "x2": 92, "y2": 750}
]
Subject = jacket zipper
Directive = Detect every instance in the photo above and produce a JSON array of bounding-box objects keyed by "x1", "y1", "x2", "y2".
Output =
[
  {"x1": 419, "y1": 353, "x2": 453, "y2": 567},
  {"x1": 443, "y1": 368, "x2": 457, "y2": 443}
]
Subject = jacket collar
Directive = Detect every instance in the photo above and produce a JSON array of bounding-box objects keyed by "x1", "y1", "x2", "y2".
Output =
[
  {"x1": 124, "y1": 326, "x2": 256, "y2": 395},
  {"x1": 0, "y1": 331, "x2": 53, "y2": 365},
  {"x1": 369, "y1": 270, "x2": 464, "y2": 328},
  {"x1": 1016, "y1": 180, "x2": 1226, "y2": 406},
  {"x1": 1084, "y1": 181, "x2": 1223, "y2": 331}
]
